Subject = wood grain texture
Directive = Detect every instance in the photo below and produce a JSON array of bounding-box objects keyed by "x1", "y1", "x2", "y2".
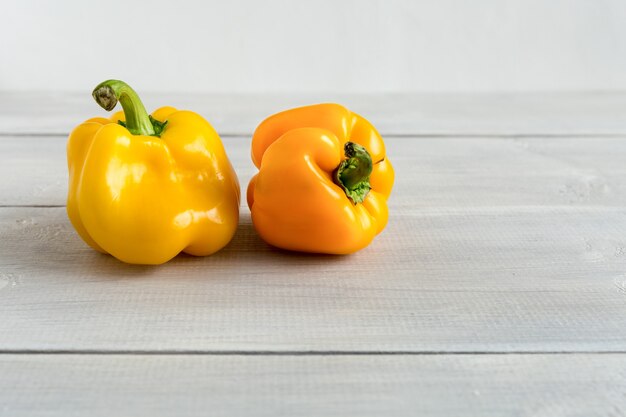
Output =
[
  {"x1": 1, "y1": 354, "x2": 625, "y2": 417},
  {"x1": 2, "y1": 92, "x2": 626, "y2": 136},
  {"x1": 2, "y1": 94, "x2": 626, "y2": 414},
  {"x1": 1, "y1": 134, "x2": 626, "y2": 351},
  {"x1": 1, "y1": 205, "x2": 626, "y2": 351},
  {"x1": 3, "y1": 136, "x2": 626, "y2": 207}
]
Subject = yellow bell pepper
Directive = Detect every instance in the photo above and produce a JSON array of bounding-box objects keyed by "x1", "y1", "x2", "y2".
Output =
[
  {"x1": 67, "y1": 80, "x2": 240, "y2": 264},
  {"x1": 247, "y1": 104, "x2": 394, "y2": 254}
]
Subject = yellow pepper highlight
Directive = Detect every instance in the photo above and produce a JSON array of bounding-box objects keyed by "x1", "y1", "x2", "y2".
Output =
[
  {"x1": 247, "y1": 104, "x2": 394, "y2": 254},
  {"x1": 67, "y1": 80, "x2": 240, "y2": 264}
]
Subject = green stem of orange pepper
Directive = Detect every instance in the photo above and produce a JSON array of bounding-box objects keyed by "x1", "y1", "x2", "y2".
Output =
[{"x1": 334, "y1": 142, "x2": 372, "y2": 204}]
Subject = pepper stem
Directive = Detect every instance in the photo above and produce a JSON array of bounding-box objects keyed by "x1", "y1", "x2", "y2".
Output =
[
  {"x1": 92, "y1": 80, "x2": 157, "y2": 136},
  {"x1": 334, "y1": 142, "x2": 373, "y2": 204}
]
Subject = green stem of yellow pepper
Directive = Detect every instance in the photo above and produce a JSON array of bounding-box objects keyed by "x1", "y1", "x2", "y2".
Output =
[
  {"x1": 92, "y1": 79, "x2": 158, "y2": 136},
  {"x1": 333, "y1": 142, "x2": 372, "y2": 204}
]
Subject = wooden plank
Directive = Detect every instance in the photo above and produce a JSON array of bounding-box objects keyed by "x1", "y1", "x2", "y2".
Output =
[
  {"x1": 3, "y1": 136, "x2": 626, "y2": 207},
  {"x1": 2, "y1": 92, "x2": 626, "y2": 136},
  {"x1": 1, "y1": 205, "x2": 626, "y2": 352},
  {"x1": 1, "y1": 354, "x2": 625, "y2": 416},
  {"x1": 0, "y1": 135, "x2": 247, "y2": 207}
]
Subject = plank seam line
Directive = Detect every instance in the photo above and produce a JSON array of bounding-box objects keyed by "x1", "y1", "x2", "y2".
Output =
[
  {"x1": 3, "y1": 132, "x2": 626, "y2": 139},
  {"x1": 0, "y1": 205, "x2": 65, "y2": 208},
  {"x1": 3, "y1": 205, "x2": 626, "y2": 211},
  {"x1": 1, "y1": 350, "x2": 625, "y2": 356}
]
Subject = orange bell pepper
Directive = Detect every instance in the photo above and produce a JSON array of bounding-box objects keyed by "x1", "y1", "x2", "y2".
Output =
[{"x1": 247, "y1": 104, "x2": 394, "y2": 254}]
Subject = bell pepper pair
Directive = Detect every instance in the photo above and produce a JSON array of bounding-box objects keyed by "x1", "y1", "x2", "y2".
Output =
[{"x1": 67, "y1": 80, "x2": 394, "y2": 264}]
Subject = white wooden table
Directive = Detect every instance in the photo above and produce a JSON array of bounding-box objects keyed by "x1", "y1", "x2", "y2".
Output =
[{"x1": 1, "y1": 92, "x2": 626, "y2": 416}]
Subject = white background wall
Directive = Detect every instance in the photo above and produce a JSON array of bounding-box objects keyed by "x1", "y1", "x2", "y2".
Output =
[{"x1": 2, "y1": 0, "x2": 626, "y2": 93}]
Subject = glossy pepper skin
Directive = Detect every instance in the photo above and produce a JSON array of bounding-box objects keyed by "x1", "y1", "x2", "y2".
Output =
[
  {"x1": 67, "y1": 80, "x2": 240, "y2": 264},
  {"x1": 247, "y1": 104, "x2": 394, "y2": 254}
]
